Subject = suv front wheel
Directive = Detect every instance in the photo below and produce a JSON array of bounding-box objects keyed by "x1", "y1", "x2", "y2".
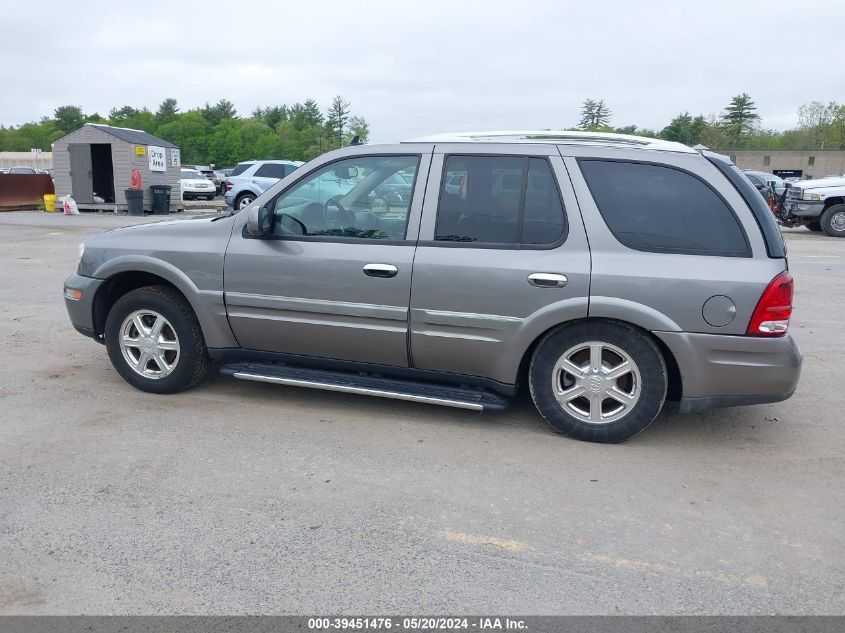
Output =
[
  {"x1": 529, "y1": 321, "x2": 667, "y2": 443},
  {"x1": 104, "y1": 286, "x2": 210, "y2": 394}
]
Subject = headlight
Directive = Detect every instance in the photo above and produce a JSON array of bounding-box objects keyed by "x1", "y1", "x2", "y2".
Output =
[
  {"x1": 78, "y1": 242, "x2": 85, "y2": 260},
  {"x1": 803, "y1": 192, "x2": 823, "y2": 201}
]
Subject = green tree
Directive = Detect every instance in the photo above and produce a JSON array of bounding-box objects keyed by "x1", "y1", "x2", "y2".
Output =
[
  {"x1": 53, "y1": 105, "x2": 85, "y2": 134},
  {"x1": 797, "y1": 101, "x2": 840, "y2": 149},
  {"x1": 288, "y1": 100, "x2": 324, "y2": 131},
  {"x1": 579, "y1": 98, "x2": 612, "y2": 130},
  {"x1": 660, "y1": 112, "x2": 707, "y2": 145},
  {"x1": 156, "y1": 110, "x2": 212, "y2": 164},
  {"x1": 156, "y1": 98, "x2": 180, "y2": 123},
  {"x1": 253, "y1": 105, "x2": 288, "y2": 129},
  {"x1": 720, "y1": 93, "x2": 759, "y2": 146},
  {"x1": 325, "y1": 95, "x2": 351, "y2": 146},
  {"x1": 346, "y1": 115, "x2": 370, "y2": 144},
  {"x1": 201, "y1": 99, "x2": 238, "y2": 126}
]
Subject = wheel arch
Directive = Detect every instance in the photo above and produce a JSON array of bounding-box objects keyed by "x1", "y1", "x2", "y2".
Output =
[
  {"x1": 90, "y1": 257, "x2": 237, "y2": 348},
  {"x1": 516, "y1": 317, "x2": 683, "y2": 402}
]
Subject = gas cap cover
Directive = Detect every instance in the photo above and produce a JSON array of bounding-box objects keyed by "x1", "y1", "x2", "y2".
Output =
[{"x1": 702, "y1": 295, "x2": 737, "y2": 327}]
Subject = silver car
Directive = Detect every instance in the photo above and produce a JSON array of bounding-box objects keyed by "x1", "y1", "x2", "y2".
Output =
[
  {"x1": 64, "y1": 131, "x2": 801, "y2": 443},
  {"x1": 223, "y1": 159, "x2": 303, "y2": 210}
]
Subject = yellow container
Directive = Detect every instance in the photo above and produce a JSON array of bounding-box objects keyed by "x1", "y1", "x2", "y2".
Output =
[{"x1": 43, "y1": 193, "x2": 56, "y2": 212}]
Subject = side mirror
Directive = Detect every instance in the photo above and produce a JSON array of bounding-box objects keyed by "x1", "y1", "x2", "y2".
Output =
[
  {"x1": 246, "y1": 204, "x2": 273, "y2": 237},
  {"x1": 333, "y1": 166, "x2": 358, "y2": 180}
]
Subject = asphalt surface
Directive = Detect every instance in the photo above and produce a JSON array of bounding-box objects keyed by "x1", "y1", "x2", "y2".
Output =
[{"x1": 0, "y1": 211, "x2": 842, "y2": 615}]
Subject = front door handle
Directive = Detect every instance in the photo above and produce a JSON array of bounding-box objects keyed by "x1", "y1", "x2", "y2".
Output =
[
  {"x1": 527, "y1": 273, "x2": 568, "y2": 288},
  {"x1": 363, "y1": 263, "x2": 398, "y2": 278}
]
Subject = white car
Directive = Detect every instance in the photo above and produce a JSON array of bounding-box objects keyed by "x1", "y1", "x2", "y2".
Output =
[{"x1": 180, "y1": 169, "x2": 217, "y2": 200}]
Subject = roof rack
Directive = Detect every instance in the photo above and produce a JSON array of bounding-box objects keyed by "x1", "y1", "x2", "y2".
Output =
[{"x1": 405, "y1": 130, "x2": 695, "y2": 153}]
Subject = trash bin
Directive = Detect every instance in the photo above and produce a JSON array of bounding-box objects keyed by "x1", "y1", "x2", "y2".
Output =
[
  {"x1": 43, "y1": 193, "x2": 56, "y2": 212},
  {"x1": 150, "y1": 185, "x2": 172, "y2": 215},
  {"x1": 125, "y1": 189, "x2": 144, "y2": 216}
]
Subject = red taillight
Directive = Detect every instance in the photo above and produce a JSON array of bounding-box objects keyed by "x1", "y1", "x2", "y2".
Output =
[
  {"x1": 225, "y1": 182, "x2": 233, "y2": 191},
  {"x1": 747, "y1": 271, "x2": 793, "y2": 337}
]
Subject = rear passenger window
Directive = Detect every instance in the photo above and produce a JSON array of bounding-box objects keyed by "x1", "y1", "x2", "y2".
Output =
[
  {"x1": 254, "y1": 163, "x2": 286, "y2": 179},
  {"x1": 435, "y1": 156, "x2": 566, "y2": 246},
  {"x1": 579, "y1": 160, "x2": 750, "y2": 257}
]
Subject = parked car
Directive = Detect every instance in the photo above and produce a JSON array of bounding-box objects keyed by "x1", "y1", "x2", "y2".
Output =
[
  {"x1": 743, "y1": 170, "x2": 786, "y2": 196},
  {"x1": 224, "y1": 159, "x2": 303, "y2": 210},
  {"x1": 179, "y1": 168, "x2": 217, "y2": 200},
  {"x1": 8, "y1": 166, "x2": 37, "y2": 175},
  {"x1": 781, "y1": 175, "x2": 845, "y2": 236},
  {"x1": 194, "y1": 167, "x2": 225, "y2": 195},
  {"x1": 64, "y1": 131, "x2": 801, "y2": 443}
]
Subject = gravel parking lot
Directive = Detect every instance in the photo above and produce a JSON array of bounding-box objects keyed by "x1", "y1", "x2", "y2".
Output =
[{"x1": 0, "y1": 211, "x2": 842, "y2": 615}]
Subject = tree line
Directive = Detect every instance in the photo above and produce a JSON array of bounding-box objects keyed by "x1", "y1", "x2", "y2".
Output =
[
  {"x1": 3, "y1": 93, "x2": 845, "y2": 165},
  {"x1": 578, "y1": 94, "x2": 845, "y2": 150},
  {"x1": 0, "y1": 96, "x2": 370, "y2": 167}
]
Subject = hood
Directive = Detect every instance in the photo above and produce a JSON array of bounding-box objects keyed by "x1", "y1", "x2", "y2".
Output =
[{"x1": 793, "y1": 176, "x2": 845, "y2": 190}]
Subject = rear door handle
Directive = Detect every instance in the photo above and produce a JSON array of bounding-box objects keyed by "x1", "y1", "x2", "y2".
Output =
[
  {"x1": 363, "y1": 263, "x2": 398, "y2": 278},
  {"x1": 527, "y1": 273, "x2": 568, "y2": 288}
]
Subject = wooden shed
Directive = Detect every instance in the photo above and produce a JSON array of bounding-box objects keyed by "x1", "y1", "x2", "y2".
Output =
[{"x1": 51, "y1": 124, "x2": 183, "y2": 213}]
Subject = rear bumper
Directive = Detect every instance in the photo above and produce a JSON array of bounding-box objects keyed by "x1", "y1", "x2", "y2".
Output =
[
  {"x1": 64, "y1": 273, "x2": 104, "y2": 342},
  {"x1": 654, "y1": 331, "x2": 802, "y2": 414}
]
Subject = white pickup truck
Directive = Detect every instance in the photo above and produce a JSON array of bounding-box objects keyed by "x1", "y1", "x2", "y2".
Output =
[{"x1": 781, "y1": 176, "x2": 845, "y2": 236}]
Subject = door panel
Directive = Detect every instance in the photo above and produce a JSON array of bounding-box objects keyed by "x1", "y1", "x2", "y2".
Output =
[
  {"x1": 410, "y1": 149, "x2": 591, "y2": 385},
  {"x1": 68, "y1": 144, "x2": 93, "y2": 203},
  {"x1": 223, "y1": 150, "x2": 431, "y2": 367},
  {"x1": 224, "y1": 240, "x2": 414, "y2": 366}
]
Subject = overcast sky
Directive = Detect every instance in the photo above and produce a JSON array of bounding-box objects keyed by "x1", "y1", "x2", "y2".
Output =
[{"x1": 3, "y1": 0, "x2": 843, "y2": 143}]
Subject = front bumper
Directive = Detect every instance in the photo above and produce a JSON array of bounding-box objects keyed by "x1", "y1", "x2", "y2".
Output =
[
  {"x1": 783, "y1": 199, "x2": 824, "y2": 217},
  {"x1": 654, "y1": 331, "x2": 802, "y2": 413},
  {"x1": 64, "y1": 273, "x2": 104, "y2": 342}
]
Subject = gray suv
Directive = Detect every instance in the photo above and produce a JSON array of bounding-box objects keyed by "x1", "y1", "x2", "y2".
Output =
[{"x1": 64, "y1": 131, "x2": 802, "y2": 443}]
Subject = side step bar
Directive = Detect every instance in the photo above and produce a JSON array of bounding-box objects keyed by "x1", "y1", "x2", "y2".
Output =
[{"x1": 219, "y1": 362, "x2": 509, "y2": 411}]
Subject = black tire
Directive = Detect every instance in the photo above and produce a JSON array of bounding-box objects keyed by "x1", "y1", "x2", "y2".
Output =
[
  {"x1": 529, "y1": 321, "x2": 667, "y2": 443},
  {"x1": 820, "y1": 204, "x2": 845, "y2": 237},
  {"x1": 806, "y1": 220, "x2": 822, "y2": 232},
  {"x1": 235, "y1": 193, "x2": 255, "y2": 210},
  {"x1": 104, "y1": 285, "x2": 209, "y2": 394},
  {"x1": 206, "y1": 195, "x2": 214, "y2": 201}
]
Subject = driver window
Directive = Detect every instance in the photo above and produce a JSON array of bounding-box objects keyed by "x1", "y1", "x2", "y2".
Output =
[{"x1": 272, "y1": 155, "x2": 420, "y2": 240}]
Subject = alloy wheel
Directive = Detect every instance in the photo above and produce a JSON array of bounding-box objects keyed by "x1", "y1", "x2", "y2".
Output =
[
  {"x1": 551, "y1": 341, "x2": 641, "y2": 424},
  {"x1": 119, "y1": 310, "x2": 181, "y2": 379}
]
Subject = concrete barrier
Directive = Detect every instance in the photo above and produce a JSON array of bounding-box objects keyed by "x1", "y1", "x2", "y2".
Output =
[{"x1": 0, "y1": 174, "x2": 55, "y2": 210}]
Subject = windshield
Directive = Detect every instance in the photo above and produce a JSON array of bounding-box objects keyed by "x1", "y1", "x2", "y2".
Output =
[{"x1": 181, "y1": 170, "x2": 207, "y2": 180}]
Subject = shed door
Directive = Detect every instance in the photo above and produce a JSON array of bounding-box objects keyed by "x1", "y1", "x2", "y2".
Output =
[{"x1": 68, "y1": 144, "x2": 93, "y2": 203}]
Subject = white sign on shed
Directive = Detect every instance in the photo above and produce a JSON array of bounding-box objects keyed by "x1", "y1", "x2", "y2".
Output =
[
  {"x1": 148, "y1": 145, "x2": 166, "y2": 172},
  {"x1": 170, "y1": 148, "x2": 181, "y2": 167}
]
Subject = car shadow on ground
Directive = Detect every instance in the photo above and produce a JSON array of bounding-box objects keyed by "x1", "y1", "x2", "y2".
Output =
[{"x1": 194, "y1": 368, "x2": 791, "y2": 448}]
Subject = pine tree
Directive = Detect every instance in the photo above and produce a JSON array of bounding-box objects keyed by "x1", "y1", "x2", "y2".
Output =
[{"x1": 720, "y1": 93, "x2": 759, "y2": 146}]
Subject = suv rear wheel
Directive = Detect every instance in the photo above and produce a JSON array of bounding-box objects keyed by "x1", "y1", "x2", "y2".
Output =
[
  {"x1": 236, "y1": 193, "x2": 256, "y2": 210},
  {"x1": 820, "y1": 204, "x2": 845, "y2": 237},
  {"x1": 529, "y1": 321, "x2": 667, "y2": 443},
  {"x1": 104, "y1": 286, "x2": 209, "y2": 394}
]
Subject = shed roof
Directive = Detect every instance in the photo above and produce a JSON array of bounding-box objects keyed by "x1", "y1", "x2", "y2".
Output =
[
  {"x1": 54, "y1": 123, "x2": 178, "y2": 149},
  {"x1": 88, "y1": 124, "x2": 178, "y2": 148}
]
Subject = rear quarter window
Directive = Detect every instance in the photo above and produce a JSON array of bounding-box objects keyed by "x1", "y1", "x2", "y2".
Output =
[
  {"x1": 228, "y1": 163, "x2": 252, "y2": 177},
  {"x1": 578, "y1": 159, "x2": 750, "y2": 257}
]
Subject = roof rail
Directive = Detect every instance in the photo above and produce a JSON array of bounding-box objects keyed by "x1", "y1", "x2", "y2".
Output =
[{"x1": 405, "y1": 130, "x2": 695, "y2": 153}]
